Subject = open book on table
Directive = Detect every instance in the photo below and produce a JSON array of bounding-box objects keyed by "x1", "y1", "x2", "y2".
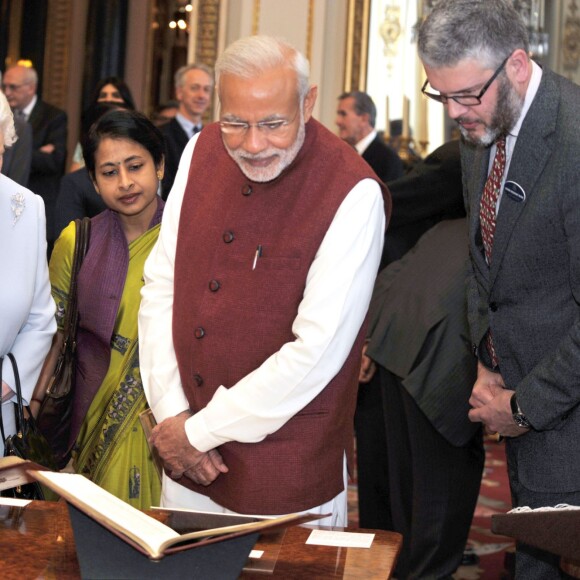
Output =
[{"x1": 0, "y1": 456, "x2": 323, "y2": 560}]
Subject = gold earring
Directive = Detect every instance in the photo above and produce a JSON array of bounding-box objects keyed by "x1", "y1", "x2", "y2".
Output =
[{"x1": 157, "y1": 171, "x2": 163, "y2": 180}]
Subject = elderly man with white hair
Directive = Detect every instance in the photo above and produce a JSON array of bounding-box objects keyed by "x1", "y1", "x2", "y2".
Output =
[{"x1": 139, "y1": 35, "x2": 390, "y2": 524}]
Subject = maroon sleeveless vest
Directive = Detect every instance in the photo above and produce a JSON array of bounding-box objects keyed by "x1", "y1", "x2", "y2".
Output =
[{"x1": 172, "y1": 119, "x2": 389, "y2": 513}]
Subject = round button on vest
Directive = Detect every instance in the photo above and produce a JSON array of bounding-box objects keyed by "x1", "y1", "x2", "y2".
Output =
[
  {"x1": 194, "y1": 327, "x2": 205, "y2": 339},
  {"x1": 489, "y1": 302, "x2": 498, "y2": 312},
  {"x1": 209, "y1": 279, "x2": 221, "y2": 292},
  {"x1": 222, "y1": 231, "x2": 235, "y2": 243},
  {"x1": 241, "y1": 184, "x2": 252, "y2": 196},
  {"x1": 193, "y1": 373, "x2": 204, "y2": 387}
]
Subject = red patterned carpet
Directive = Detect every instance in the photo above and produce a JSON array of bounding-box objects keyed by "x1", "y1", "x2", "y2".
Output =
[
  {"x1": 348, "y1": 438, "x2": 515, "y2": 579},
  {"x1": 455, "y1": 439, "x2": 514, "y2": 579}
]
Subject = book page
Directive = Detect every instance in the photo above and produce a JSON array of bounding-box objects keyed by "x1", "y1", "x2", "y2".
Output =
[
  {"x1": 29, "y1": 467, "x2": 325, "y2": 559},
  {"x1": 33, "y1": 471, "x2": 178, "y2": 558}
]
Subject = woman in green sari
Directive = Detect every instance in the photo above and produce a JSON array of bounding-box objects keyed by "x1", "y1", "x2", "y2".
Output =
[{"x1": 34, "y1": 110, "x2": 165, "y2": 508}]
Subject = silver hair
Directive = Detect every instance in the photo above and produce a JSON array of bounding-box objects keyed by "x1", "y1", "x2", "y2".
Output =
[
  {"x1": 418, "y1": 0, "x2": 529, "y2": 70},
  {"x1": 174, "y1": 63, "x2": 214, "y2": 88},
  {"x1": 215, "y1": 35, "x2": 310, "y2": 102},
  {"x1": 0, "y1": 91, "x2": 17, "y2": 147}
]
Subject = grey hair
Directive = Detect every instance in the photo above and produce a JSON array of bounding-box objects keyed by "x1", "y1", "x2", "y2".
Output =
[
  {"x1": 418, "y1": 0, "x2": 529, "y2": 70},
  {"x1": 0, "y1": 91, "x2": 17, "y2": 147},
  {"x1": 174, "y1": 63, "x2": 214, "y2": 88},
  {"x1": 338, "y1": 91, "x2": 377, "y2": 127},
  {"x1": 215, "y1": 35, "x2": 310, "y2": 102}
]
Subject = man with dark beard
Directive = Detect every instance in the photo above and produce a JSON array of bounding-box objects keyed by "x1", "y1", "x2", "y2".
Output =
[
  {"x1": 139, "y1": 36, "x2": 389, "y2": 525},
  {"x1": 419, "y1": 1, "x2": 580, "y2": 578}
]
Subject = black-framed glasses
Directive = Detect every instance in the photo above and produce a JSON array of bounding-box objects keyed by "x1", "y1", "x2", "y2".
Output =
[{"x1": 421, "y1": 55, "x2": 510, "y2": 106}]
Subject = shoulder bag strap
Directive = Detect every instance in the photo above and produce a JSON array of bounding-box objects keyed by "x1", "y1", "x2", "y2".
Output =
[
  {"x1": 0, "y1": 356, "x2": 6, "y2": 444},
  {"x1": 61, "y1": 217, "x2": 91, "y2": 353},
  {"x1": 0, "y1": 354, "x2": 24, "y2": 438}
]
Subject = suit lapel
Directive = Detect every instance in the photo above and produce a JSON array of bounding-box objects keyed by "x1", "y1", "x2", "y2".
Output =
[
  {"x1": 27, "y1": 100, "x2": 43, "y2": 132},
  {"x1": 465, "y1": 142, "x2": 490, "y2": 279},
  {"x1": 490, "y1": 69, "x2": 558, "y2": 286}
]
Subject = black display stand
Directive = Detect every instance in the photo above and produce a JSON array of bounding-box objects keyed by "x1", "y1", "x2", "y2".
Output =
[{"x1": 68, "y1": 504, "x2": 258, "y2": 579}]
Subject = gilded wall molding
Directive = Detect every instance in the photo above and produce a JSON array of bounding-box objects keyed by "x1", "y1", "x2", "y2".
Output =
[
  {"x1": 253, "y1": 0, "x2": 260, "y2": 35},
  {"x1": 344, "y1": 0, "x2": 370, "y2": 91},
  {"x1": 197, "y1": 0, "x2": 221, "y2": 68},
  {"x1": 563, "y1": 0, "x2": 580, "y2": 73},
  {"x1": 43, "y1": 0, "x2": 73, "y2": 108},
  {"x1": 306, "y1": 0, "x2": 315, "y2": 63}
]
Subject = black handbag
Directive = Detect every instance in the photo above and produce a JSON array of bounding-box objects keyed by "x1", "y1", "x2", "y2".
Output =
[
  {"x1": 37, "y1": 217, "x2": 90, "y2": 469},
  {"x1": 0, "y1": 353, "x2": 58, "y2": 500}
]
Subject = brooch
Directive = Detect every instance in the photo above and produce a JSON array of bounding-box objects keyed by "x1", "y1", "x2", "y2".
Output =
[{"x1": 11, "y1": 192, "x2": 25, "y2": 226}]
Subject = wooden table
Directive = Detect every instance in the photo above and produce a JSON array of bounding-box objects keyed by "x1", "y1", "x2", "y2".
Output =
[{"x1": 0, "y1": 500, "x2": 401, "y2": 578}]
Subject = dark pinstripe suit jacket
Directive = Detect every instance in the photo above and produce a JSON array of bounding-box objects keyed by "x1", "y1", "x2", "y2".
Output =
[
  {"x1": 462, "y1": 67, "x2": 580, "y2": 493},
  {"x1": 366, "y1": 219, "x2": 478, "y2": 446}
]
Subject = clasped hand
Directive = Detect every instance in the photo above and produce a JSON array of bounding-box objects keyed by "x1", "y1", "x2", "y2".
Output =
[
  {"x1": 468, "y1": 362, "x2": 529, "y2": 438},
  {"x1": 149, "y1": 411, "x2": 228, "y2": 486}
]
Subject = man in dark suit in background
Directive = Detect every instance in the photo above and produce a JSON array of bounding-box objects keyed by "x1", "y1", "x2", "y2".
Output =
[
  {"x1": 160, "y1": 63, "x2": 213, "y2": 198},
  {"x1": 361, "y1": 219, "x2": 484, "y2": 579},
  {"x1": 3, "y1": 65, "x2": 67, "y2": 249},
  {"x1": 355, "y1": 143, "x2": 464, "y2": 510},
  {"x1": 419, "y1": 1, "x2": 580, "y2": 577},
  {"x1": 355, "y1": 140, "x2": 483, "y2": 578},
  {"x1": 336, "y1": 91, "x2": 404, "y2": 183}
]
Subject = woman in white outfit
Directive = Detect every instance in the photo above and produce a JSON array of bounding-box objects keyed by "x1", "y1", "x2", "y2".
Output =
[{"x1": 0, "y1": 90, "x2": 56, "y2": 455}]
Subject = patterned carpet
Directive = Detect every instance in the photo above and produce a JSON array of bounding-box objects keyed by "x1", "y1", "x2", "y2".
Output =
[
  {"x1": 455, "y1": 439, "x2": 514, "y2": 579},
  {"x1": 348, "y1": 438, "x2": 515, "y2": 579}
]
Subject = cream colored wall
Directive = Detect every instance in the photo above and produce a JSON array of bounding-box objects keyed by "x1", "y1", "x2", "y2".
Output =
[{"x1": 217, "y1": 0, "x2": 348, "y2": 131}]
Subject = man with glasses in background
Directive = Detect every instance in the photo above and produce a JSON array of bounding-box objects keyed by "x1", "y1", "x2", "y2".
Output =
[
  {"x1": 2, "y1": 64, "x2": 67, "y2": 253},
  {"x1": 419, "y1": 1, "x2": 580, "y2": 577},
  {"x1": 139, "y1": 35, "x2": 390, "y2": 524}
]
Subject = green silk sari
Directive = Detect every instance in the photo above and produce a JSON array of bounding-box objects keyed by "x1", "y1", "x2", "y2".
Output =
[{"x1": 50, "y1": 222, "x2": 161, "y2": 509}]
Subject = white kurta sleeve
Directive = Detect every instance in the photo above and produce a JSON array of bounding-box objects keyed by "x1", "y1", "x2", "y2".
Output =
[{"x1": 139, "y1": 137, "x2": 198, "y2": 422}]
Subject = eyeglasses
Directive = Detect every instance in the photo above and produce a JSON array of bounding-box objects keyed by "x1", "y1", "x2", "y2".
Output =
[
  {"x1": 219, "y1": 110, "x2": 299, "y2": 137},
  {"x1": 1, "y1": 82, "x2": 30, "y2": 92},
  {"x1": 421, "y1": 55, "x2": 510, "y2": 106}
]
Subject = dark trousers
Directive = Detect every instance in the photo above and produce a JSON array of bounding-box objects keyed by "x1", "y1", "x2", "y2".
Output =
[
  {"x1": 379, "y1": 367, "x2": 483, "y2": 579},
  {"x1": 354, "y1": 372, "x2": 392, "y2": 530}
]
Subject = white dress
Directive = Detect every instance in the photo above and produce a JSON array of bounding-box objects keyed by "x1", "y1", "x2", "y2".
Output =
[{"x1": 0, "y1": 174, "x2": 56, "y2": 456}]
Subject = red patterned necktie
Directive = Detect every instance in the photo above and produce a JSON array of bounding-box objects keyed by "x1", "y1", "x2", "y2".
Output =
[
  {"x1": 480, "y1": 137, "x2": 506, "y2": 264},
  {"x1": 479, "y1": 137, "x2": 506, "y2": 368}
]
